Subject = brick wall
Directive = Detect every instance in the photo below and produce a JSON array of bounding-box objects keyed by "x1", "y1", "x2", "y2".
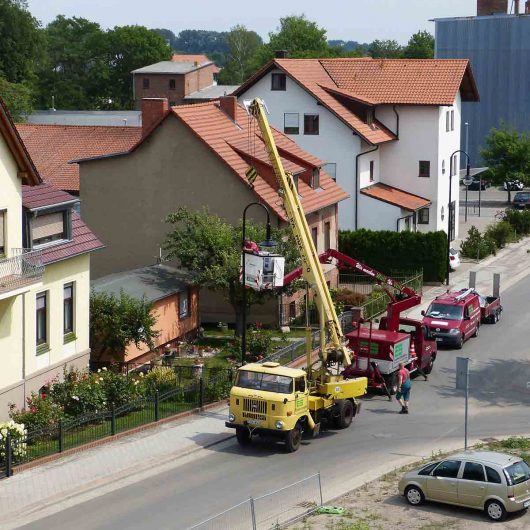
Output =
[
  {"x1": 183, "y1": 64, "x2": 217, "y2": 96},
  {"x1": 477, "y1": 0, "x2": 508, "y2": 15}
]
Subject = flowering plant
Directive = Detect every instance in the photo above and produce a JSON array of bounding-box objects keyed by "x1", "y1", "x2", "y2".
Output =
[{"x1": 0, "y1": 420, "x2": 27, "y2": 461}]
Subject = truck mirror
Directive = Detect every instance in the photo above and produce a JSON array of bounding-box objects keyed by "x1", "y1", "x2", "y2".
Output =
[
  {"x1": 283, "y1": 398, "x2": 288, "y2": 405},
  {"x1": 421, "y1": 310, "x2": 425, "y2": 316}
]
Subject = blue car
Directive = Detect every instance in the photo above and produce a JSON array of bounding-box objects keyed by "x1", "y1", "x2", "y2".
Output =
[{"x1": 513, "y1": 192, "x2": 530, "y2": 209}]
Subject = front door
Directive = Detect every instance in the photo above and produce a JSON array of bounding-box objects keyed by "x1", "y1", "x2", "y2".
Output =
[
  {"x1": 458, "y1": 461, "x2": 487, "y2": 507},
  {"x1": 426, "y1": 460, "x2": 461, "y2": 503},
  {"x1": 294, "y1": 377, "x2": 309, "y2": 415}
]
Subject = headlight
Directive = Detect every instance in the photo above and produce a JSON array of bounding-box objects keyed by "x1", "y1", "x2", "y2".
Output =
[
  {"x1": 449, "y1": 329, "x2": 460, "y2": 334},
  {"x1": 229, "y1": 413, "x2": 235, "y2": 422},
  {"x1": 275, "y1": 420, "x2": 284, "y2": 430}
]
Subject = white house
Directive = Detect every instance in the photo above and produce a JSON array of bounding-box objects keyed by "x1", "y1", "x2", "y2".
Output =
[{"x1": 235, "y1": 56, "x2": 480, "y2": 240}]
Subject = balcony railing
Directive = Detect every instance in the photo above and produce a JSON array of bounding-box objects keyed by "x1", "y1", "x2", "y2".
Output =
[{"x1": 0, "y1": 249, "x2": 44, "y2": 297}]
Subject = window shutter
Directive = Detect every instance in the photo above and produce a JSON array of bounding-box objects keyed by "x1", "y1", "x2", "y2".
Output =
[{"x1": 32, "y1": 212, "x2": 64, "y2": 241}]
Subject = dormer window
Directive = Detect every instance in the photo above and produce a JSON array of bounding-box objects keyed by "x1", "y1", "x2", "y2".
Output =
[
  {"x1": 31, "y1": 209, "x2": 71, "y2": 248},
  {"x1": 311, "y1": 168, "x2": 320, "y2": 189},
  {"x1": 367, "y1": 109, "x2": 374, "y2": 126}
]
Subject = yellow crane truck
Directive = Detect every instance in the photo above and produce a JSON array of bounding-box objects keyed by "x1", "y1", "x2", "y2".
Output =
[{"x1": 225, "y1": 99, "x2": 367, "y2": 452}]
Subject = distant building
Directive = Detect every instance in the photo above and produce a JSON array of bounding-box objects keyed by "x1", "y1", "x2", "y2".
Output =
[
  {"x1": 434, "y1": 0, "x2": 530, "y2": 164},
  {"x1": 131, "y1": 55, "x2": 238, "y2": 108}
]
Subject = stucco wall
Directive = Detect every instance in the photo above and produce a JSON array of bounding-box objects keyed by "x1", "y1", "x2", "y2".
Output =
[{"x1": 238, "y1": 69, "x2": 362, "y2": 230}]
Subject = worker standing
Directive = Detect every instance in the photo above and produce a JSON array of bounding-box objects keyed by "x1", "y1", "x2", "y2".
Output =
[{"x1": 396, "y1": 361, "x2": 411, "y2": 414}]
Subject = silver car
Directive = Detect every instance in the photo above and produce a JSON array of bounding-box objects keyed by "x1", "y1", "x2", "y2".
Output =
[{"x1": 398, "y1": 451, "x2": 530, "y2": 522}]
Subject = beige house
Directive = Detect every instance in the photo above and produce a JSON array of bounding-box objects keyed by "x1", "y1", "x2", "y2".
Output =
[
  {"x1": 0, "y1": 99, "x2": 103, "y2": 418},
  {"x1": 78, "y1": 97, "x2": 349, "y2": 324}
]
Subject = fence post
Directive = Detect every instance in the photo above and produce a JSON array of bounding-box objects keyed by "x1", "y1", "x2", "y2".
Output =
[
  {"x1": 58, "y1": 419, "x2": 64, "y2": 453},
  {"x1": 5, "y1": 432, "x2": 12, "y2": 478},
  {"x1": 199, "y1": 377, "x2": 204, "y2": 409},
  {"x1": 317, "y1": 471, "x2": 323, "y2": 506},
  {"x1": 111, "y1": 402, "x2": 116, "y2": 435},
  {"x1": 250, "y1": 497, "x2": 257, "y2": 530},
  {"x1": 154, "y1": 390, "x2": 159, "y2": 422}
]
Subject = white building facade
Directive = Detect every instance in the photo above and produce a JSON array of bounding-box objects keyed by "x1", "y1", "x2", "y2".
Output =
[{"x1": 236, "y1": 58, "x2": 479, "y2": 241}]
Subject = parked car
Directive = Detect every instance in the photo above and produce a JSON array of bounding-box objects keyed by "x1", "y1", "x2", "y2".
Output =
[
  {"x1": 398, "y1": 451, "x2": 530, "y2": 522},
  {"x1": 467, "y1": 176, "x2": 489, "y2": 191},
  {"x1": 449, "y1": 248, "x2": 460, "y2": 271},
  {"x1": 504, "y1": 180, "x2": 524, "y2": 191},
  {"x1": 513, "y1": 192, "x2": 530, "y2": 209}
]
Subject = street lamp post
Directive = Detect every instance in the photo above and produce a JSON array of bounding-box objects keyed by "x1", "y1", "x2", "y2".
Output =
[
  {"x1": 447, "y1": 150, "x2": 471, "y2": 286},
  {"x1": 240, "y1": 202, "x2": 275, "y2": 366}
]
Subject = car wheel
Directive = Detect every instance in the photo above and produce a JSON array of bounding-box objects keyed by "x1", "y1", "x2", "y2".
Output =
[
  {"x1": 236, "y1": 426, "x2": 252, "y2": 446},
  {"x1": 456, "y1": 333, "x2": 464, "y2": 349},
  {"x1": 285, "y1": 425, "x2": 302, "y2": 453},
  {"x1": 423, "y1": 355, "x2": 435, "y2": 375},
  {"x1": 485, "y1": 500, "x2": 507, "y2": 522},
  {"x1": 473, "y1": 324, "x2": 480, "y2": 338},
  {"x1": 405, "y1": 485, "x2": 425, "y2": 506}
]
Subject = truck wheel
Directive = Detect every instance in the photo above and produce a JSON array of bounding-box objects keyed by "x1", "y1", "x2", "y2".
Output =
[
  {"x1": 285, "y1": 426, "x2": 301, "y2": 452},
  {"x1": 334, "y1": 399, "x2": 354, "y2": 429},
  {"x1": 423, "y1": 356, "x2": 435, "y2": 375},
  {"x1": 383, "y1": 372, "x2": 398, "y2": 395},
  {"x1": 236, "y1": 426, "x2": 251, "y2": 446}
]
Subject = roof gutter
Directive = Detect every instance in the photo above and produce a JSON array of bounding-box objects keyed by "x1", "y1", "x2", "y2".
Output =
[
  {"x1": 28, "y1": 199, "x2": 80, "y2": 214},
  {"x1": 355, "y1": 145, "x2": 379, "y2": 230}
]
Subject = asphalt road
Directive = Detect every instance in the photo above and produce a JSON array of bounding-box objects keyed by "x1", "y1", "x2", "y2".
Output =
[{"x1": 21, "y1": 277, "x2": 530, "y2": 530}]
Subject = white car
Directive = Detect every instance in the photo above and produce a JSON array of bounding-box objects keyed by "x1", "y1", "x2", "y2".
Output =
[{"x1": 449, "y1": 248, "x2": 460, "y2": 271}]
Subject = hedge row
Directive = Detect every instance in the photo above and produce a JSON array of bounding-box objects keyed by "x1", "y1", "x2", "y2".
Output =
[{"x1": 338, "y1": 229, "x2": 447, "y2": 282}]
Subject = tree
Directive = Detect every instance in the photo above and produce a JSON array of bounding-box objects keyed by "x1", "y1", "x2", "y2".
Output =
[
  {"x1": 90, "y1": 290, "x2": 159, "y2": 362},
  {"x1": 0, "y1": 0, "x2": 42, "y2": 83},
  {"x1": 252, "y1": 15, "x2": 333, "y2": 68},
  {"x1": 105, "y1": 25, "x2": 172, "y2": 109},
  {"x1": 403, "y1": 30, "x2": 434, "y2": 59},
  {"x1": 0, "y1": 78, "x2": 33, "y2": 120},
  {"x1": 34, "y1": 16, "x2": 108, "y2": 110},
  {"x1": 153, "y1": 28, "x2": 177, "y2": 50},
  {"x1": 164, "y1": 207, "x2": 299, "y2": 335},
  {"x1": 219, "y1": 25, "x2": 262, "y2": 84},
  {"x1": 368, "y1": 39, "x2": 403, "y2": 59},
  {"x1": 481, "y1": 124, "x2": 530, "y2": 202}
]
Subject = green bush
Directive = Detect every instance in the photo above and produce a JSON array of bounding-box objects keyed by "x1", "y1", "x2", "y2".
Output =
[
  {"x1": 460, "y1": 226, "x2": 496, "y2": 259},
  {"x1": 9, "y1": 393, "x2": 64, "y2": 431},
  {"x1": 338, "y1": 229, "x2": 447, "y2": 282},
  {"x1": 231, "y1": 328, "x2": 274, "y2": 361},
  {"x1": 504, "y1": 209, "x2": 530, "y2": 236},
  {"x1": 144, "y1": 366, "x2": 177, "y2": 393},
  {"x1": 485, "y1": 221, "x2": 515, "y2": 249},
  {"x1": 0, "y1": 421, "x2": 27, "y2": 462}
]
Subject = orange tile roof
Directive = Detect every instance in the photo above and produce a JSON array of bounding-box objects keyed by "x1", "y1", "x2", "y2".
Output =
[
  {"x1": 16, "y1": 124, "x2": 142, "y2": 192},
  {"x1": 171, "y1": 101, "x2": 349, "y2": 220},
  {"x1": 320, "y1": 58, "x2": 478, "y2": 105},
  {"x1": 235, "y1": 58, "x2": 479, "y2": 144},
  {"x1": 172, "y1": 54, "x2": 221, "y2": 74},
  {"x1": 360, "y1": 183, "x2": 431, "y2": 211}
]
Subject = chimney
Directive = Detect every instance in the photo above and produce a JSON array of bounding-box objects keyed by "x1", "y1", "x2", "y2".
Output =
[
  {"x1": 141, "y1": 98, "x2": 169, "y2": 137},
  {"x1": 219, "y1": 96, "x2": 237, "y2": 121},
  {"x1": 275, "y1": 50, "x2": 288, "y2": 59},
  {"x1": 526, "y1": 0, "x2": 530, "y2": 13},
  {"x1": 477, "y1": 0, "x2": 508, "y2": 15}
]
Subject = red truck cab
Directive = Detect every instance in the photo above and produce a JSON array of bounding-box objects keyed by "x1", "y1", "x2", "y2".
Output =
[{"x1": 422, "y1": 289, "x2": 481, "y2": 349}]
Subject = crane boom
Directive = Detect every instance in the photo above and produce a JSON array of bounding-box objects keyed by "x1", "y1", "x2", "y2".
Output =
[{"x1": 248, "y1": 98, "x2": 351, "y2": 367}]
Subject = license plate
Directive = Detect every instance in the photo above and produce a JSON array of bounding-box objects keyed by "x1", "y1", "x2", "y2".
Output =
[
  {"x1": 248, "y1": 419, "x2": 261, "y2": 426},
  {"x1": 524, "y1": 501, "x2": 529, "y2": 509},
  {"x1": 435, "y1": 338, "x2": 443, "y2": 342}
]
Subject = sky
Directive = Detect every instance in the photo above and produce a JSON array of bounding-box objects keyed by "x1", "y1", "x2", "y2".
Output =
[{"x1": 26, "y1": 0, "x2": 479, "y2": 43}]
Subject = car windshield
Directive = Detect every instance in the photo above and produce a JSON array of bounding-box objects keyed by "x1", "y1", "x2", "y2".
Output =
[
  {"x1": 426, "y1": 303, "x2": 463, "y2": 321},
  {"x1": 235, "y1": 370, "x2": 293, "y2": 394},
  {"x1": 504, "y1": 460, "x2": 530, "y2": 485}
]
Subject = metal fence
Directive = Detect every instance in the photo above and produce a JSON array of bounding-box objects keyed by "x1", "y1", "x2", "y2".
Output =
[
  {"x1": 0, "y1": 367, "x2": 233, "y2": 479},
  {"x1": 0, "y1": 248, "x2": 44, "y2": 297},
  {"x1": 187, "y1": 473, "x2": 322, "y2": 530}
]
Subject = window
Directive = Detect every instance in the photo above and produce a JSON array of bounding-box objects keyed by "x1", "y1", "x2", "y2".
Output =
[
  {"x1": 366, "y1": 109, "x2": 374, "y2": 126},
  {"x1": 419, "y1": 161, "x2": 430, "y2": 178},
  {"x1": 322, "y1": 162, "x2": 336, "y2": 180},
  {"x1": 36, "y1": 292, "x2": 47, "y2": 347},
  {"x1": 324, "y1": 222, "x2": 331, "y2": 251},
  {"x1": 284, "y1": 113, "x2": 299, "y2": 134},
  {"x1": 433, "y1": 460, "x2": 461, "y2": 478},
  {"x1": 418, "y1": 207, "x2": 430, "y2": 225},
  {"x1": 418, "y1": 462, "x2": 440, "y2": 476},
  {"x1": 451, "y1": 109, "x2": 455, "y2": 131},
  {"x1": 452, "y1": 154, "x2": 458, "y2": 176},
  {"x1": 63, "y1": 283, "x2": 74, "y2": 335},
  {"x1": 169, "y1": 79, "x2": 176, "y2": 90},
  {"x1": 32, "y1": 212, "x2": 66, "y2": 247},
  {"x1": 304, "y1": 114, "x2": 319, "y2": 135},
  {"x1": 179, "y1": 290, "x2": 189, "y2": 319},
  {"x1": 292, "y1": 174, "x2": 299, "y2": 193},
  {"x1": 311, "y1": 227, "x2": 318, "y2": 249},
  {"x1": 446, "y1": 110, "x2": 450, "y2": 132},
  {"x1": 504, "y1": 460, "x2": 530, "y2": 486},
  {"x1": 0, "y1": 210, "x2": 5, "y2": 256},
  {"x1": 485, "y1": 466, "x2": 502, "y2": 484},
  {"x1": 289, "y1": 301, "x2": 296, "y2": 320},
  {"x1": 295, "y1": 377, "x2": 306, "y2": 393},
  {"x1": 463, "y1": 462, "x2": 485, "y2": 482},
  {"x1": 143, "y1": 78, "x2": 150, "y2": 89},
  {"x1": 311, "y1": 168, "x2": 320, "y2": 189},
  {"x1": 369, "y1": 160, "x2": 374, "y2": 182},
  {"x1": 442, "y1": 160, "x2": 446, "y2": 175},
  {"x1": 271, "y1": 73, "x2": 286, "y2": 91}
]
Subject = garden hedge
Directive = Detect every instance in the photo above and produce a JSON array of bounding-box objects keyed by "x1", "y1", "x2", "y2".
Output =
[{"x1": 338, "y1": 229, "x2": 447, "y2": 282}]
